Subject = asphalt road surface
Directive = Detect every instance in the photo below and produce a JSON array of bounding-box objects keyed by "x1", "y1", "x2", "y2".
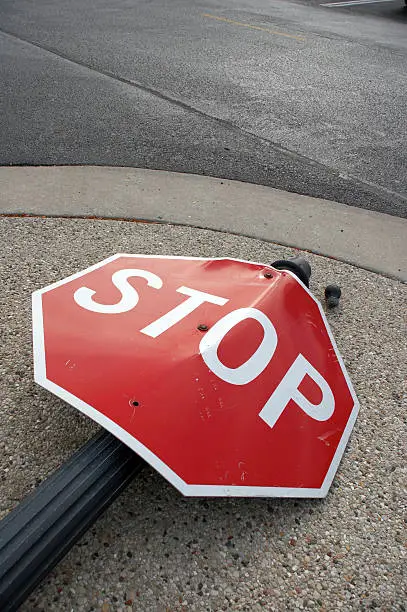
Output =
[{"x1": 1, "y1": 0, "x2": 406, "y2": 216}]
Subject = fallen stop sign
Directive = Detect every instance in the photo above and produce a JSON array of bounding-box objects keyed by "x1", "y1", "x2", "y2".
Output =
[{"x1": 32, "y1": 255, "x2": 359, "y2": 497}]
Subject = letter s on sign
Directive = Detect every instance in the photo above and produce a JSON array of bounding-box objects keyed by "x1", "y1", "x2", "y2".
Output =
[{"x1": 74, "y1": 268, "x2": 163, "y2": 314}]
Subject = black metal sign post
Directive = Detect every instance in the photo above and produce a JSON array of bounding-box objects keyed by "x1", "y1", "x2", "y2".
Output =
[{"x1": 0, "y1": 431, "x2": 144, "y2": 612}]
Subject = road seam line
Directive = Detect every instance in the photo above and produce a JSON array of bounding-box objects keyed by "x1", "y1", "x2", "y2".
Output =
[{"x1": 321, "y1": 0, "x2": 396, "y2": 6}]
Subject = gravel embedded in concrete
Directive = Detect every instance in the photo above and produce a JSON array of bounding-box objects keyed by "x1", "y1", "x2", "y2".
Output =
[{"x1": 0, "y1": 217, "x2": 406, "y2": 611}]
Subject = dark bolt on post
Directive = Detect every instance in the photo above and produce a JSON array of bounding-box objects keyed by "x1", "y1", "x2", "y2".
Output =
[{"x1": 325, "y1": 285, "x2": 341, "y2": 308}]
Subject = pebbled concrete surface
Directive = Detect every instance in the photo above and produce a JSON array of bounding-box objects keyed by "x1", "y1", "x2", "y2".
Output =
[
  {"x1": 1, "y1": 0, "x2": 406, "y2": 216},
  {"x1": 1, "y1": 217, "x2": 406, "y2": 611}
]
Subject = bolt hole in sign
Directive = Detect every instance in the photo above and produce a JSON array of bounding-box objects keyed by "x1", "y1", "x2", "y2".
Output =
[{"x1": 32, "y1": 255, "x2": 359, "y2": 497}]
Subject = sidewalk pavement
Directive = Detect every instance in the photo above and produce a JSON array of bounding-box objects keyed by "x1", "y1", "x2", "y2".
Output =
[
  {"x1": 1, "y1": 166, "x2": 406, "y2": 281},
  {"x1": 1, "y1": 167, "x2": 406, "y2": 611}
]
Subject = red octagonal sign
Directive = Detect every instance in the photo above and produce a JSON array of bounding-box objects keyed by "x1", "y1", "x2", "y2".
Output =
[{"x1": 32, "y1": 255, "x2": 359, "y2": 497}]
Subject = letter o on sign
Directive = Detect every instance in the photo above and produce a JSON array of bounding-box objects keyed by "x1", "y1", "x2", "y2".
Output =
[{"x1": 199, "y1": 307, "x2": 278, "y2": 385}]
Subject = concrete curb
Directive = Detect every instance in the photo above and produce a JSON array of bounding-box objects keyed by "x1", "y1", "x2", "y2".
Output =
[{"x1": 1, "y1": 166, "x2": 406, "y2": 282}]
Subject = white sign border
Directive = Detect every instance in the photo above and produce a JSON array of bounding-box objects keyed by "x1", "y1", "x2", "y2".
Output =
[{"x1": 32, "y1": 254, "x2": 359, "y2": 498}]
